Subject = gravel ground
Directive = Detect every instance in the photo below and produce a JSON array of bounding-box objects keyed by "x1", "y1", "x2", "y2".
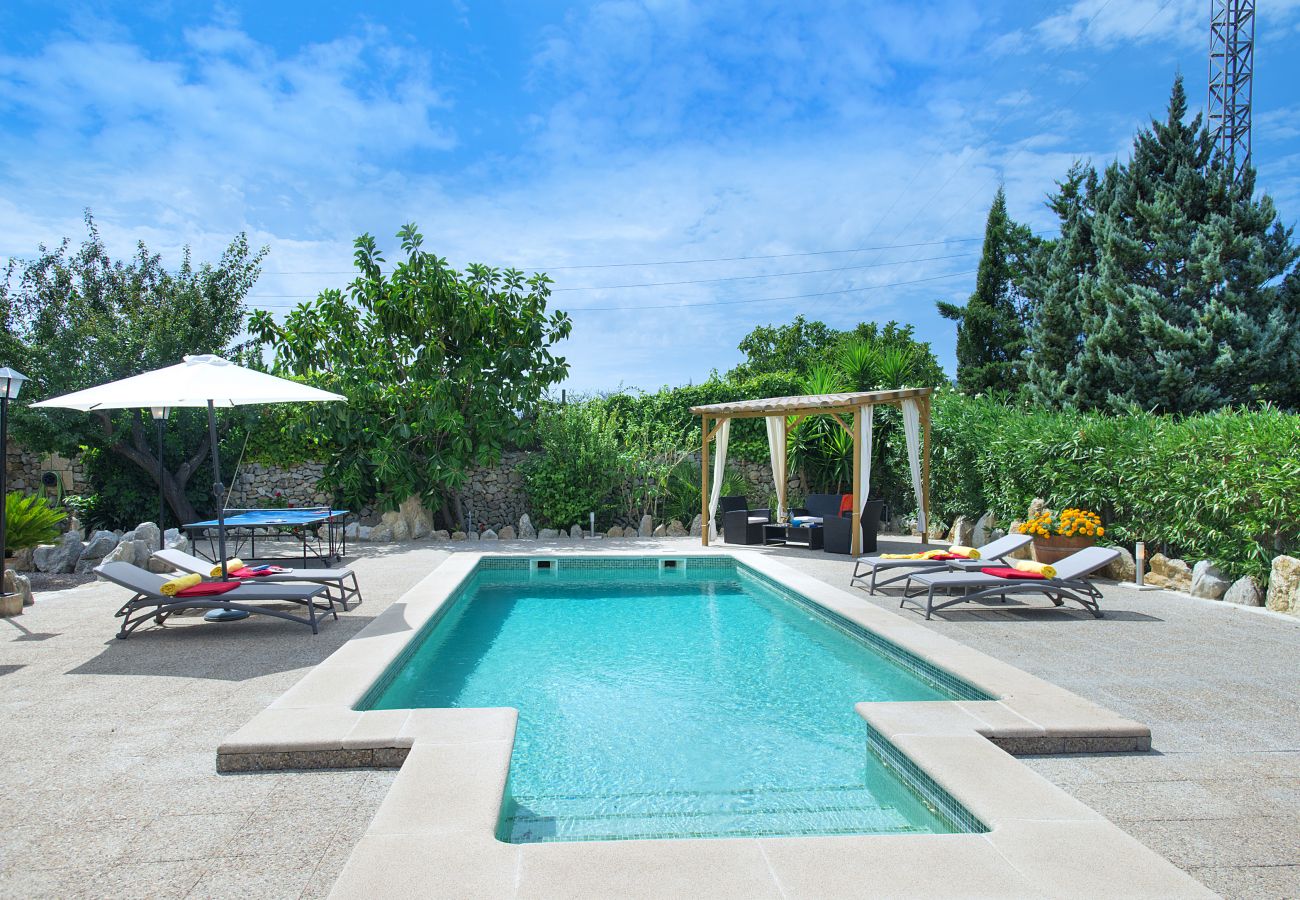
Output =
[{"x1": 0, "y1": 536, "x2": 1296, "y2": 898}]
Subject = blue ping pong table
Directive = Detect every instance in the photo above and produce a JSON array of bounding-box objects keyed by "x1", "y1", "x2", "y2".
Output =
[{"x1": 183, "y1": 508, "x2": 350, "y2": 566}]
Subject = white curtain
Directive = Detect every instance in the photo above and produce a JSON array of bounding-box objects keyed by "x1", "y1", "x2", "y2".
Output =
[
  {"x1": 708, "y1": 419, "x2": 731, "y2": 540},
  {"x1": 857, "y1": 405, "x2": 874, "y2": 514},
  {"x1": 764, "y1": 415, "x2": 787, "y2": 521},
  {"x1": 901, "y1": 399, "x2": 926, "y2": 534}
]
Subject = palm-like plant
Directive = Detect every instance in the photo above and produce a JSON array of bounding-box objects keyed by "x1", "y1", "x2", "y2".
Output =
[{"x1": 5, "y1": 492, "x2": 67, "y2": 555}]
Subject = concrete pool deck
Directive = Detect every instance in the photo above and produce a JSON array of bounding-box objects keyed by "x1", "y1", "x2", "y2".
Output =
[{"x1": 0, "y1": 536, "x2": 1296, "y2": 897}]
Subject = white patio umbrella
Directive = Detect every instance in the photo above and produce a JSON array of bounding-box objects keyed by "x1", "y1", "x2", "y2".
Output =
[{"x1": 33, "y1": 355, "x2": 345, "y2": 613}]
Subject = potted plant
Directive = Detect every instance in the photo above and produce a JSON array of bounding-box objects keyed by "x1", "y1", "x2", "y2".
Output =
[
  {"x1": 4, "y1": 491, "x2": 68, "y2": 571},
  {"x1": 1018, "y1": 507, "x2": 1104, "y2": 564}
]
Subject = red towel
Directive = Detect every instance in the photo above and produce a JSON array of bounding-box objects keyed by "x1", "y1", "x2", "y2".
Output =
[
  {"x1": 231, "y1": 567, "x2": 273, "y2": 578},
  {"x1": 929, "y1": 553, "x2": 965, "y2": 561},
  {"x1": 176, "y1": 581, "x2": 241, "y2": 597},
  {"x1": 981, "y1": 566, "x2": 1046, "y2": 580}
]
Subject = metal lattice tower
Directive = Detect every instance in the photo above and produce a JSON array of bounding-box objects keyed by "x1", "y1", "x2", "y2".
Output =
[{"x1": 1207, "y1": 0, "x2": 1255, "y2": 183}]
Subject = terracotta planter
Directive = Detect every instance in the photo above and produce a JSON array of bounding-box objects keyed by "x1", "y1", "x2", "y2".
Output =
[{"x1": 1031, "y1": 534, "x2": 1096, "y2": 564}]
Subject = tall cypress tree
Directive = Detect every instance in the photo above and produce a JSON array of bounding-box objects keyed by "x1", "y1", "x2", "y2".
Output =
[
  {"x1": 1027, "y1": 76, "x2": 1300, "y2": 413},
  {"x1": 936, "y1": 187, "x2": 1037, "y2": 393}
]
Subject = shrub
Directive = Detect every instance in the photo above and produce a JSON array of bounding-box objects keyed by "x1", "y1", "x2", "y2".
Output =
[
  {"x1": 927, "y1": 392, "x2": 1300, "y2": 581},
  {"x1": 523, "y1": 401, "x2": 625, "y2": 529},
  {"x1": 4, "y1": 492, "x2": 67, "y2": 553}
]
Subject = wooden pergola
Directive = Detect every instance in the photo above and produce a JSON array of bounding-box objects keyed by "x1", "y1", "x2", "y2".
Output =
[{"x1": 691, "y1": 387, "x2": 934, "y2": 555}]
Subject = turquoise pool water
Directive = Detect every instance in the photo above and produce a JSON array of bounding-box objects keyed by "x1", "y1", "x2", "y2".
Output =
[{"x1": 363, "y1": 559, "x2": 984, "y2": 843}]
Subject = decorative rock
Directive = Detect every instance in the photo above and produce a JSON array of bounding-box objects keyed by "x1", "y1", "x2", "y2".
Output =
[
  {"x1": 518, "y1": 515, "x2": 536, "y2": 540},
  {"x1": 623, "y1": 526, "x2": 638, "y2": 538},
  {"x1": 1190, "y1": 561, "x2": 1232, "y2": 600},
  {"x1": 946, "y1": 516, "x2": 974, "y2": 547},
  {"x1": 1265, "y1": 555, "x2": 1300, "y2": 615},
  {"x1": 146, "y1": 557, "x2": 173, "y2": 574},
  {"x1": 119, "y1": 529, "x2": 137, "y2": 544},
  {"x1": 134, "y1": 522, "x2": 161, "y2": 549},
  {"x1": 652, "y1": 524, "x2": 666, "y2": 537},
  {"x1": 465, "y1": 531, "x2": 480, "y2": 542},
  {"x1": 81, "y1": 530, "x2": 119, "y2": 560},
  {"x1": 100, "y1": 539, "x2": 141, "y2": 570},
  {"x1": 390, "y1": 518, "x2": 411, "y2": 542},
  {"x1": 925, "y1": 521, "x2": 948, "y2": 542},
  {"x1": 971, "y1": 512, "x2": 997, "y2": 547},
  {"x1": 357, "y1": 525, "x2": 372, "y2": 541},
  {"x1": 451, "y1": 531, "x2": 467, "y2": 541},
  {"x1": 398, "y1": 495, "x2": 433, "y2": 540},
  {"x1": 3, "y1": 569, "x2": 34, "y2": 608},
  {"x1": 481, "y1": 529, "x2": 498, "y2": 541},
  {"x1": 1223, "y1": 575, "x2": 1264, "y2": 607},
  {"x1": 9, "y1": 547, "x2": 34, "y2": 572},
  {"x1": 538, "y1": 528, "x2": 559, "y2": 540},
  {"x1": 638, "y1": 515, "x2": 654, "y2": 538},
  {"x1": 0, "y1": 593, "x2": 20, "y2": 617},
  {"x1": 344, "y1": 522, "x2": 360, "y2": 540},
  {"x1": 689, "y1": 514, "x2": 703, "y2": 538},
  {"x1": 1145, "y1": 554, "x2": 1193, "y2": 592},
  {"x1": 1027, "y1": 498, "x2": 1048, "y2": 521},
  {"x1": 34, "y1": 532, "x2": 85, "y2": 574},
  {"x1": 431, "y1": 529, "x2": 450, "y2": 541},
  {"x1": 606, "y1": 526, "x2": 623, "y2": 538},
  {"x1": 667, "y1": 519, "x2": 687, "y2": 537},
  {"x1": 498, "y1": 526, "x2": 516, "y2": 540},
  {"x1": 1102, "y1": 546, "x2": 1136, "y2": 582},
  {"x1": 369, "y1": 524, "x2": 394, "y2": 543},
  {"x1": 570, "y1": 524, "x2": 584, "y2": 539}
]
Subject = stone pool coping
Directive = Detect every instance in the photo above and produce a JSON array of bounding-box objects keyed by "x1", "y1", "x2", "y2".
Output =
[{"x1": 218, "y1": 549, "x2": 1210, "y2": 898}]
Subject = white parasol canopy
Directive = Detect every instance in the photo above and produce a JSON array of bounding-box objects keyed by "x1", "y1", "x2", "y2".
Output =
[
  {"x1": 33, "y1": 355, "x2": 344, "y2": 607},
  {"x1": 31, "y1": 354, "x2": 343, "y2": 411}
]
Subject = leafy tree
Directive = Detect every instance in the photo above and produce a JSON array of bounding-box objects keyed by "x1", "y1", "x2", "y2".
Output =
[
  {"x1": 1026, "y1": 77, "x2": 1300, "y2": 413},
  {"x1": 250, "y1": 224, "x2": 572, "y2": 526},
  {"x1": 727, "y1": 315, "x2": 842, "y2": 379},
  {"x1": 2, "y1": 212, "x2": 265, "y2": 526},
  {"x1": 937, "y1": 187, "x2": 1039, "y2": 392},
  {"x1": 729, "y1": 316, "x2": 946, "y2": 386}
]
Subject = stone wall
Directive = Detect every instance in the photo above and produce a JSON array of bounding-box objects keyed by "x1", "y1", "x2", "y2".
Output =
[
  {"x1": 227, "y1": 461, "x2": 331, "y2": 509},
  {"x1": 4, "y1": 445, "x2": 92, "y2": 497},
  {"x1": 462, "y1": 450, "x2": 529, "y2": 531},
  {"x1": 202, "y1": 450, "x2": 806, "y2": 531}
]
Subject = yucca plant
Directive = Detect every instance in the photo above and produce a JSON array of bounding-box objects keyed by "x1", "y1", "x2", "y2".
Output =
[
  {"x1": 662, "y1": 458, "x2": 749, "y2": 525},
  {"x1": 5, "y1": 492, "x2": 67, "y2": 555}
]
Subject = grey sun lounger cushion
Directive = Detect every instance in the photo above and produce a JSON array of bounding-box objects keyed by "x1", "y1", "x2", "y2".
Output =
[
  {"x1": 152, "y1": 548, "x2": 363, "y2": 610},
  {"x1": 95, "y1": 560, "x2": 336, "y2": 638},
  {"x1": 849, "y1": 532, "x2": 1033, "y2": 594},
  {"x1": 900, "y1": 546, "x2": 1120, "y2": 620}
]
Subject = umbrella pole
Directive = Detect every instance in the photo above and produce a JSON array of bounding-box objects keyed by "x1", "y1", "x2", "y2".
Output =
[{"x1": 204, "y1": 399, "x2": 247, "y2": 622}]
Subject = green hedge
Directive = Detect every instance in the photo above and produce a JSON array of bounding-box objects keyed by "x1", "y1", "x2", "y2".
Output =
[{"x1": 928, "y1": 392, "x2": 1300, "y2": 581}]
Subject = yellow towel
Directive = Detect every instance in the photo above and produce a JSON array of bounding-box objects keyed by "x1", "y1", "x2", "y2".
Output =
[
  {"x1": 1012, "y1": 559, "x2": 1057, "y2": 579},
  {"x1": 879, "y1": 549, "x2": 950, "y2": 560},
  {"x1": 948, "y1": 545, "x2": 980, "y2": 559},
  {"x1": 210, "y1": 558, "x2": 244, "y2": 577},
  {"x1": 160, "y1": 573, "x2": 202, "y2": 597}
]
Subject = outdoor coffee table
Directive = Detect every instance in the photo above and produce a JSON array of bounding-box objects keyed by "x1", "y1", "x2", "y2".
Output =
[{"x1": 762, "y1": 523, "x2": 824, "y2": 550}]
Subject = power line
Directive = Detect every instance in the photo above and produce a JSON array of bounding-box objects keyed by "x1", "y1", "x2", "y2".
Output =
[
  {"x1": 246, "y1": 250, "x2": 980, "y2": 299},
  {"x1": 569, "y1": 269, "x2": 978, "y2": 312},
  {"x1": 259, "y1": 235, "x2": 988, "y2": 276}
]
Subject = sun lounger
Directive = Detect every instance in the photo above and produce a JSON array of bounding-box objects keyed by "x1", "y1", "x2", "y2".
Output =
[
  {"x1": 849, "y1": 533, "x2": 1033, "y2": 594},
  {"x1": 95, "y1": 561, "x2": 337, "y2": 638},
  {"x1": 900, "y1": 546, "x2": 1120, "y2": 620},
  {"x1": 152, "y1": 548, "x2": 362, "y2": 610}
]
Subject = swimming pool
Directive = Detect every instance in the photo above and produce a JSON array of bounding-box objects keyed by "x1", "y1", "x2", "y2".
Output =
[{"x1": 360, "y1": 557, "x2": 988, "y2": 843}]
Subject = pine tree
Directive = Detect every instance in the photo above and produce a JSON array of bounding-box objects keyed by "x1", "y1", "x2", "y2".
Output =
[
  {"x1": 1025, "y1": 164, "x2": 1101, "y2": 407},
  {"x1": 936, "y1": 187, "x2": 1038, "y2": 393},
  {"x1": 1026, "y1": 76, "x2": 1300, "y2": 413}
]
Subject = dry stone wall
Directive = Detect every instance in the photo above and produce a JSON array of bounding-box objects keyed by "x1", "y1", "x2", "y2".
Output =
[{"x1": 5, "y1": 445, "x2": 91, "y2": 496}]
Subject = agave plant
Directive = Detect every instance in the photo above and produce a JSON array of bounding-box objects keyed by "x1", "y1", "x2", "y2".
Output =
[{"x1": 5, "y1": 492, "x2": 67, "y2": 555}]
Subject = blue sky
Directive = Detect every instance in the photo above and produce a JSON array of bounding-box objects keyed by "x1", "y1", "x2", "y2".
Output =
[{"x1": 3, "y1": 1, "x2": 1299, "y2": 392}]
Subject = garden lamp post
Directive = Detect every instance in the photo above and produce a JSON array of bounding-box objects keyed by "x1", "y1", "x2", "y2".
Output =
[
  {"x1": 0, "y1": 367, "x2": 29, "y2": 596},
  {"x1": 150, "y1": 406, "x2": 170, "y2": 550}
]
